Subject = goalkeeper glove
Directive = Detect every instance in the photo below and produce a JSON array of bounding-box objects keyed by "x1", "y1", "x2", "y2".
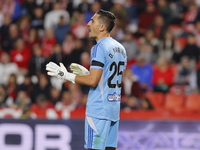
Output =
[
  {"x1": 70, "y1": 63, "x2": 89, "y2": 75},
  {"x1": 46, "y1": 62, "x2": 76, "y2": 83}
]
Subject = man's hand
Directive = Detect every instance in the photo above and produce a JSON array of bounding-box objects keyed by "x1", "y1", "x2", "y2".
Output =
[
  {"x1": 70, "y1": 63, "x2": 89, "y2": 75},
  {"x1": 46, "y1": 62, "x2": 76, "y2": 83}
]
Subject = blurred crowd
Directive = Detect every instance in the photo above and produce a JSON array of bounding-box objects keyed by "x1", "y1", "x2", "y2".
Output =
[{"x1": 0, "y1": 0, "x2": 200, "y2": 118}]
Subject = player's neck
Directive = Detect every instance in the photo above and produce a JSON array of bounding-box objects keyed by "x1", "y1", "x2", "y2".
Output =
[{"x1": 96, "y1": 32, "x2": 110, "y2": 42}]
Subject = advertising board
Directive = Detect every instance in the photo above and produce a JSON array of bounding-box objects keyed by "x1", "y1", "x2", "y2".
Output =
[{"x1": 0, "y1": 119, "x2": 200, "y2": 150}]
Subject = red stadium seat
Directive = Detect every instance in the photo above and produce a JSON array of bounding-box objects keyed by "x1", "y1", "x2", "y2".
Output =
[
  {"x1": 184, "y1": 94, "x2": 200, "y2": 112},
  {"x1": 164, "y1": 93, "x2": 184, "y2": 112},
  {"x1": 145, "y1": 92, "x2": 164, "y2": 110}
]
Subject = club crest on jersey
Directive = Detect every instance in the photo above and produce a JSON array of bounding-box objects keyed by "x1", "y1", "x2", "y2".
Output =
[{"x1": 107, "y1": 93, "x2": 121, "y2": 101}]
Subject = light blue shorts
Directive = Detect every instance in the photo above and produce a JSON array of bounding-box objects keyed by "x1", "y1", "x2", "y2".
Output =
[{"x1": 84, "y1": 116, "x2": 119, "y2": 150}]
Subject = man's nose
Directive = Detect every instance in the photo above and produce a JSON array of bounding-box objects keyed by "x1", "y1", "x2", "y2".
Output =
[{"x1": 87, "y1": 21, "x2": 91, "y2": 26}]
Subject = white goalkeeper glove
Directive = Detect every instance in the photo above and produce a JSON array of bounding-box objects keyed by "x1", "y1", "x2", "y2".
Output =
[
  {"x1": 70, "y1": 63, "x2": 89, "y2": 75},
  {"x1": 46, "y1": 62, "x2": 76, "y2": 83}
]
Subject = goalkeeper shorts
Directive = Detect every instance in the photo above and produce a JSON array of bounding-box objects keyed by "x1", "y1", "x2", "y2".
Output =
[{"x1": 84, "y1": 116, "x2": 119, "y2": 150}]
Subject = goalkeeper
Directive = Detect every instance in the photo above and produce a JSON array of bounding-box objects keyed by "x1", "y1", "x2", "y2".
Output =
[{"x1": 46, "y1": 10, "x2": 127, "y2": 150}]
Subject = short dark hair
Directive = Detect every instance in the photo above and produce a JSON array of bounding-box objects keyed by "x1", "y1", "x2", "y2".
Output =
[{"x1": 96, "y1": 9, "x2": 116, "y2": 32}]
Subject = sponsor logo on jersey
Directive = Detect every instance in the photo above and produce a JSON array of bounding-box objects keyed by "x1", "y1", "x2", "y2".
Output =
[{"x1": 107, "y1": 93, "x2": 121, "y2": 101}]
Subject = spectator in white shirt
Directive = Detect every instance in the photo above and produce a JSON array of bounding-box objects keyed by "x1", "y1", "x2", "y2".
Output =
[
  {"x1": 0, "y1": 52, "x2": 18, "y2": 85},
  {"x1": 44, "y1": 1, "x2": 70, "y2": 29}
]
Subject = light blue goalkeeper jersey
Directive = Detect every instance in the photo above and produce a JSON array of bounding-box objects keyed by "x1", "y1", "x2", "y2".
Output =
[{"x1": 86, "y1": 37, "x2": 127, "y2": 121}]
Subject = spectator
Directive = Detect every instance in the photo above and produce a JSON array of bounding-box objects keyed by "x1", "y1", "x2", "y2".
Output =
[
  {"x1": 31, "y1": 74, "x2": 51, "y2": 103},
  {"x1": 80, "y1": 51, "x2": 90, "y2": 70},
  {"x1": 174, "y1": 57, "x2": 194, "y2": 85},
  {"x1": 122, "y1": 32, "x2": 138, "y2": 67},
  {"x1": 31, "y1": 6, "x2": 44, "y2": 30},
  {"x1": 110, "y1": 19, "x2": 126, "y2": 42},
  {"x1": 49, "y1": 86, "x2": 61, "y2": 105},
  {"x1": 79, "y1": 52, "x2": 90, "y2": 94},
  {"x1": 63, "y1": 38, "x2": 84, "y2": 67},
  {"x1": 0, "y1": 14, "x2": 12, "y2": 52},
  {"x1": 138, "y1": 29, "x2": 159, "y2": 63},
  {"x1": 25, "y1": 28, "x2": 40, "y2": 52},
  {"x1": 70, "y1": 10, "x2": 81, "y2": 25},
  {"x1": 41, "y1": 0, "x2": 53, "y2": 16},
  {"x1": 121, "y1": 96, "x2": 140, "y2": 110},
  {"x1": 121, "y1": 69, "x2": 153, "y2": 110},
  {"x1": 150, "y1": 15, "x2": 167, "y2": 39},
  {"x1": 194, "y1": 20, "x2": 200, "y2": 47},
  {"x1": 85, "y1": 1, "x2": 101, "y2": 23},
  {"x1": 110, "y1": 0, "x2": 127, "y2": 24},
  {"x1": 17, "y1": 74, "x2": 35, "y2": 97},
  {"x1": 31, "y1": 94, "x2": 54, "y2": 118},
  {"x1": 18, "y1": 15, "x2": 31, "y2": 41},
  {"x1": 14, "y1": 90, "x2": 31, "y2": 110},
  {"x1": 54, "y1": 16, "x2": 70, "y2": 44},
  {"x1": 121, "y1": 69, "x2": 143, "y2": 100},
  {"x1": 158, "y1": 30, "x2": 179, "y2": 62},
  {"x1": 41, "y1": 28, "x2": 56, "y2": 58},
  {"x1": 100, "y1": 0, "x2": 113, "y2": 11},
  {"x1": 10, "y1": 38, "x2": 31, "y2": 75},
  {"x1": 130, "y1": 55, "x2": 153, "y2": 92},
  {"x1": 70, "y1": 13, "x2": 88, "y2": 39},
  {"x1": 1, "y1": 0, "x2": 21, "y2": 21},
  {"x1": 55, "y1": 90, "x2": 77, "y2": 111},
  {"x1": 6, "y1": 74, "x2": 18, "y2": 100},
  {"x1": 44, "y1": 2, "x2": 70, "y2": 29},
  {"x1": 7, "y1": 24, "x2": 20, "y2": 53},
  {"x1": 29, "y1": 44, "x2": 46, "y2": 76},
  {"x1": 0, "y1": 52, "x2": 18, "y2": 85},
  {"x1": 170, "y1": 0, "x2": 189, "y2": 25},
  {"x1": 157, "y1": 0, "x2": 172, "y2": 25},
  {"x1": 77, "y1": 0, "x2": 91, "y2": 14},
  {"x1": 153, "y1": 57, "x2": 174, "y2": 93},
  {"x1": 21, "y1": 0, "x2": 36, "y2": 18},
  {"x1": 0, "y1": 84, "x2": 14, "y2": 107},
  {"x1": 124, "y1": 0, "x2": 138, "y2": 33},
  {"x1": 172, "y1": 56, "x2": 197, "y2": 94},
  {"x1": 137, "y1": 3, "x2": 159, "y2": 36},
  {"x1": 179, "y1": 33, "x2": 200, "y2": 63},
  {"x1": 49, "y1": 43, "x2": 62, "y2": 65},
  {"x1": 62, "y1": 32, "x2": 75, "y2": 55},
  {"x1": 69, "y1": 83, "x2": 82, "y2": 105},
  {"x1": 183, "y1": 2, "x2": 200, "y2": 33}
]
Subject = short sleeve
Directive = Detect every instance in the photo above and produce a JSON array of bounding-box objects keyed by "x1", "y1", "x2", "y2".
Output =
[{"x1": 90, "y1": 43, "x2": 106, "y2": 69}]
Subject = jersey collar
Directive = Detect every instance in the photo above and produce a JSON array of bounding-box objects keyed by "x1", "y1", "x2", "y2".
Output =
[{"x1": 97, "y1": 37, "x2": 111, "y2": 44}]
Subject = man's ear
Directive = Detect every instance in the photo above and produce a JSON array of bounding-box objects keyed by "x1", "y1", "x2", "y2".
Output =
[{"x1": 100, "y1": 24, "x2": 106, "y2": 32}]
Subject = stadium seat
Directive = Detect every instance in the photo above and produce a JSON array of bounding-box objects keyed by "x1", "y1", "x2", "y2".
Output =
[
  {"x1": 184, "y1": 94, "x2": 200, "y2": 112},
  {"x1": 164, "y1": 93, "x2": 184, "y2": 112},
  {"x1": 145, "y1": 92, "x2": 164, "y2": 110}
]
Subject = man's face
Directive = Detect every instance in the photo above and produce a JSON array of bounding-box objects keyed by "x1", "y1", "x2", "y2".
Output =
[{"x1": 87, "y1": 14, "x2": 101, "y2": 39}]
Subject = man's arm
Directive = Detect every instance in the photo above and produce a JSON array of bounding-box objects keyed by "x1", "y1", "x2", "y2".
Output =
[{"x1": 75, "y1": 68, "x2": 103, "y2": 87}]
